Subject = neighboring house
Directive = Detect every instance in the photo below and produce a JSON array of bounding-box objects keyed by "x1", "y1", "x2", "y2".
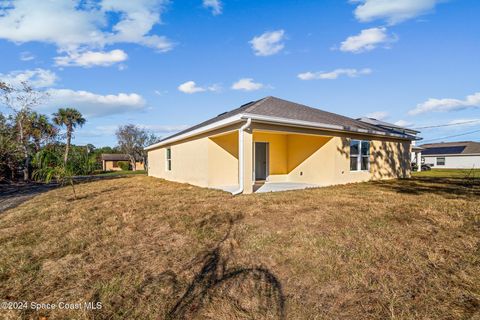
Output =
[
  {"x1": 420, "y1": 141, "x2": 480, "y2": 169},
  {"x1": 410, "y1": 145, "x2": 424, "y2": 171},
  {"x1": 101, "y1": 154, "x2": 145, "y2": 171},
  {"x1": 145, "y1": 96, "x2": 419, "y2": 194}
]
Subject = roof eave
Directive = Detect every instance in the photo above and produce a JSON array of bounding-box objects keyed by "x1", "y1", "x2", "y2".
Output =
[
  {"x1": 145, "y1": 113, "x2": 418, "y2": 150},
  {"x1": 144, "y1": 114, "x2": 245, "y2": 150},
  {"x1": 241, "y1": 113, "x2": 417, "y2": 141}
]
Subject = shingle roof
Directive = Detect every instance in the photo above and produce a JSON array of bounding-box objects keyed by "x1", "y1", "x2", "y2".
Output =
[
  {"x1": 101, "y1": 154, "x2": 131, "y2": 161},
  {"x1": 243, "y1": 97, "x2": 386, "y2": 132},
  {"x1": 159, "y1": 96, "x2": 416, "y2": 143},
  {"x1": 420, "y1": 141, "x2": 480, "y2": 155},
  {"x1": 160, "y1": 99, "x2": 258, "y2": 142},
  {"x1": 357, "y1": 117, "x2": 419, "y2": 134}
]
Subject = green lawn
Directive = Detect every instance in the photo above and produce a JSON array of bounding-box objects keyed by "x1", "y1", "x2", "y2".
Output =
[
  {"x1": 412, "y1": 168, "x2": 480, "y2": 178},
  {"x1": 1, "y1": 174, "x2": 479, "y2": 319},
  {"x1": 95, "y1": 170, "x2": 147, "y2": 176}
]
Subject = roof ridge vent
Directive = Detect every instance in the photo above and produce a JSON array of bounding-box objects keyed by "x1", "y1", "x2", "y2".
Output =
[{"x1": 239, "y1": 100, "x2": 255, "y2": 108}]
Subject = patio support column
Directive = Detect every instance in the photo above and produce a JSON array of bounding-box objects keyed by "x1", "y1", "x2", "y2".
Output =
[
  {"x1": 416, "y1": 151, "x2": 422, "y2": 172},
  {"x1": 243, "y1": 128, "x2": 254, "y2": 194}
]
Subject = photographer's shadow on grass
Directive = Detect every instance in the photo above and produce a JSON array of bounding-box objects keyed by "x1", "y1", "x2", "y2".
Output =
[{"x1": 160, "y1": 217, "x2": 286, "y2": 320}]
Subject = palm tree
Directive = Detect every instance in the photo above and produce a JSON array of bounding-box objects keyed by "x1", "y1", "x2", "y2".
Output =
[
  {"x1": 27, "y1": 112, "x2": 57, "y2": 152},
  {"x1": 53, "y1": 108, "x2": 86, "y2": 166}
]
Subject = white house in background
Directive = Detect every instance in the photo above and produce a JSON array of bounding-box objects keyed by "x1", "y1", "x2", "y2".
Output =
[{"x1": 420, "y1": 141, "x2": 480, "y2": 169}]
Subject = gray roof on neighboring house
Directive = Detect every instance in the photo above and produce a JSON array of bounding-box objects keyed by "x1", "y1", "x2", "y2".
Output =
[
  {"x1": 420, "y1": 141, "x2": 480, "y2": 155},
  {"x1": 160, "y1": 96, "x2": 417, "y2": 142},
  {"x1": 101, "y1": 154, "x2": 131, "y2": 161}
]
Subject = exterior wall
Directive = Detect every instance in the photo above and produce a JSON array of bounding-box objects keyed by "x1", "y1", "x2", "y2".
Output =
[
  {"x1": 423, "y1": 155, "x2": 480, "y2": 169},
  {"x1": 104, "y1": 160, "x2": 122, "y2": 171},
  {"x1": 286, "y1": 134, "x2": 337, "y2": 185},
  {"x1": 370, "y1": 140, "x2": 410, "y2": 179},
  {"x1": 135, "y1": 161, "x2": 145, "y2": 170},
  {"x1": 253, "y1": 132, "x2": 288, "y2": 182},
  {"x1": 148, "y1": 138, "x2": 210, "y2": 187},
  {"x1": 208, "y1": 131, "x2": 239, "y2": 186},
  {"x1": 147, "y1": 123, "x2": 242, "y2": 188},
  {"x1": 147, "y1": 121, "x2": 412, "y2": 193},
  {"x1": 104, "y1": 160, "x2": 145, "y2": 171},
  {"x1": 250, "y1": 123, "x2": 411, "y2": 189}
]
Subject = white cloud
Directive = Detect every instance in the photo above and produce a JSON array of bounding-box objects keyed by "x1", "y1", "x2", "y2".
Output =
[
  {"x1": 177, "y1": 81, "x2": 220, "y2": 94},
  {"x1": 0, "y1": 0, "x2": 173, "y2": 61},
  {"x1": 207, "y1": 84, "x2": 222, "y2": 92},
  {"x1": 83, "y1": 123, "x2": 190, "y2": 138},
  {"x1": 231, "y1": 78, "x2": 264, "y2": 91},
  {"x1": 203, "y1": 0, "x2": 222, "y2": 15},
  {"x1": 20, "y1": 51, "x2": 35, "y2": 61},
  {"x1": 141, "y1": 124, "x2": 190, "y2": 133},
  {"x1": 366, "y1": 111, "x2": 389, "y2": 120},
  {"x1": 340, "y1": 27, "x2": 396, "y2": 53},
  {"x1": 154, "y1": 90, "x2": 168, "y2": 96},
  {"x1": 77, "y1": 125, "x2": 120, "y2": 138},
  {"x1": 0, "y1": 68, "x2": 146, "y2": 118},
  {"x1": 394, "y1": 120, "x2": 414, "y2": 127},
  {"x1": 298, "y1": 68, "x2": 372, "y2": 80},
  {"x1": 0, "y1": 68, "x2": 57, "y2": 88},
  {"x1": 408, "y1": 92, "x2": 480, "y2": 115},
  {"x1": 101, "y1": 1, "x2": 173, "y2": 52},
  {"x1": 43, "y1": 89, "x2": 146, "y2": 118},
  {"x1": 249, "y1": 30, "x2": 285, "y2": 56},
  {"x1": 55, "y1": 49, "x2": 128, "y2": 67},
  {"x1": 352, "y1": 0, "x2": 441, "y2": 25},
  {"x1": 178, "y1": 81, "x2": 205, "y2": 94},
  {"x1": 0, "y1": 0, "x2": 103, "y2": 49}
]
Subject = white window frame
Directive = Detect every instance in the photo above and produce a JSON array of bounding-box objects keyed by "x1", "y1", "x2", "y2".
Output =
[
  {"x1": 436, "y1": 157, "x2": 445, "y2": 166},
  {"x1": 350, "y1": 139, "x2": 370, "y2": 172},
  {"x1": 166, "y1": 147, "x2": 172, "y2": 171}
]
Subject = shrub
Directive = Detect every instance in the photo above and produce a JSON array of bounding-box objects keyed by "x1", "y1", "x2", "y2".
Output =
[{"x1": 117, "y1": 161, "x2": 130, "y2": 171}]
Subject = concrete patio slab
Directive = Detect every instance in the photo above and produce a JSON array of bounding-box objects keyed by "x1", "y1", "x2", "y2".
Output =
[{"x1": 255, "y1": 182, "x2": 319, "y2": 193}]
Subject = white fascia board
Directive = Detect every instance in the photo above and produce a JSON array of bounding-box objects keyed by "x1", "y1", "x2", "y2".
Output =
[
  {"x1": 144, "y1": 114, "x2": 244, "y2": 150},
  {"x1": 241, "y1": 113, "x2": 414, "y2": 140},
  {"x1": 242, "y1": 113, "x2": 343, "y2": 131}
]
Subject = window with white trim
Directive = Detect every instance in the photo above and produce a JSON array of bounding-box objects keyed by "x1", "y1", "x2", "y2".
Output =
[
  {"x1": 436, "y1": 157, "x2": 445, "y2": 166},
  {"x1": 166, "y1": 147, "x2": 172, "y2": 171},
  {"x1": 350, "y1": 140, "x2": 370, "y2": 171}
]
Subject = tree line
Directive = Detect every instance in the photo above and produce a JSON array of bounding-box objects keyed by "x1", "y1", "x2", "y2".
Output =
[{"x1": 0, "y1": 81, "x2": 159, "y2": 187}]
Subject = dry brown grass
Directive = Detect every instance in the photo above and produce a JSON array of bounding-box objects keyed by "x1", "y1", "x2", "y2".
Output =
[{"x1": 0, "y1": 175, "x2": 479, "y2": 320}]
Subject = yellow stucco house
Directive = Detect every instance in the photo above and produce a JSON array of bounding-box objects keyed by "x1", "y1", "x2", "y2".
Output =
[{"x1": 145, "y1": 97, "x2": 419, "y2": 194}]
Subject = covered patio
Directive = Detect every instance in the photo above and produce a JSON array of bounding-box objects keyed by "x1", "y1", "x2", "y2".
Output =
[{"x1": 210, "y1": 128, "x2": 335, "y2": 194}]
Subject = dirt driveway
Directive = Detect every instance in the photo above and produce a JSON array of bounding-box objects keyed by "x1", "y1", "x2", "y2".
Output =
[
  {"x1": 0, "y1": 175, "x2": 126, "y2": 213},
  {"x1": 0, "y1": 182, "x2": 58, "y2": 213}
]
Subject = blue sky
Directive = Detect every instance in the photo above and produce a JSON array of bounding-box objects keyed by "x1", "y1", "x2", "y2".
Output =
[{"x1": 0, "y1": 0, "x2": 479, "y2": 147}]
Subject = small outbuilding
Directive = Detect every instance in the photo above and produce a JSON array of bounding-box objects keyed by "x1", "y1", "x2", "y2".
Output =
[{"x1": 100, "y1": 154, "x2": 145, "y2": 171}]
